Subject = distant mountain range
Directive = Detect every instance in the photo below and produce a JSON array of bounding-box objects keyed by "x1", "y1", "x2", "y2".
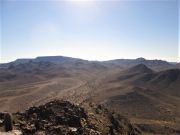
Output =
[
  {"x1": 0, "y1": 56, "x2": 86, "y2": 68},
  {"x1": 0, "y1": 56, "x2": 178, "y2": 71},
  {"x1": 177, "y1": 62, "x2": 180, "y2": 67},
  {"x1": 0, "y1": 55, "x2": 180, "y2": 134}
]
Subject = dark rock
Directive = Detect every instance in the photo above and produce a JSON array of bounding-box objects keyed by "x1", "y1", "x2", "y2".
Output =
[{"x1": 4, "y1": 100, "x2": 142, "y2": 135}]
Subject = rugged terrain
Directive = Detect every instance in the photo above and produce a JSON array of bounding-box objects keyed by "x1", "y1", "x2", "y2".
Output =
[
  {"x1": 0, "y1": 56, "x2": 180, "y2": 134},
  {"x1": 89, "y1": 64, "x2": 180, "y2": 134},
  {"x1": 0, "y1": 100, "x2": 141, "y2": 135}
]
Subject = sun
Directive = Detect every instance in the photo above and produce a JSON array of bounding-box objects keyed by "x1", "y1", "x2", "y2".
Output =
[
  {"x1": 67, "y1": 0, "x2": 95, "y2": 7},
  {"x1": 68, "y1": 0, "x2": 94, "y2": 2}
]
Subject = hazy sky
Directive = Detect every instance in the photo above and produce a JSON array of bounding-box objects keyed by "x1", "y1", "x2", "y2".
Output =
[{"x1": 0, "y1": 0, "x2": 179, "y2": 63}]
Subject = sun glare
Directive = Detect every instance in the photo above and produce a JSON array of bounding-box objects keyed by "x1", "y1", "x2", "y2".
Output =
[{"x1": 67, "y1": 0, "x2": 95, "y2": 7}]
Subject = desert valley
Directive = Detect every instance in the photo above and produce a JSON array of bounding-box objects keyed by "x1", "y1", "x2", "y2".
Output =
[{"x1": 0, "y1": 56, "x2": 180, "y2": 135}]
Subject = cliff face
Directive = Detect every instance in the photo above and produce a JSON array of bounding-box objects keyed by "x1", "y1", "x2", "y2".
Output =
[{"x1": 0, "y1": 100, "x2": 142, "y2": 135}]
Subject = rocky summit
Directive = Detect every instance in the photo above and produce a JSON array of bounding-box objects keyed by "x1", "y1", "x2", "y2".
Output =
[{"x1": 0, "y1": 100, "x2": 141, "y2": 135}]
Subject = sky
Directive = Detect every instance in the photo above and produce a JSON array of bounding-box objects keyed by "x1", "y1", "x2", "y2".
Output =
[{"x1": 0, "y1": 0, "x2": 179, "y2": 63}]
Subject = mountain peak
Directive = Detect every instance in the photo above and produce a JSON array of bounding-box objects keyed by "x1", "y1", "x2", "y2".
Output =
[
  {"x1": 136, "y1": 57, "x2": 146, "y2": 61},
  {"x1": 128, "y1": 64, "x2": 153, "y2": 73}
]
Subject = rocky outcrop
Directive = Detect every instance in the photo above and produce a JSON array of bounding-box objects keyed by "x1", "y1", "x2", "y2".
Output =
[{"x1": 0, "y1": 100, "x2": 142, "y2": 135}]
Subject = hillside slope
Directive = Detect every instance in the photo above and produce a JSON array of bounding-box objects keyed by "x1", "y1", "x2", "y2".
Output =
[
  {"x1": 88, "y1": 64, "x2": 180, "y2": 135},
  {"x1": 0, "y1": 57, "x2": 179, "y2": 135}
]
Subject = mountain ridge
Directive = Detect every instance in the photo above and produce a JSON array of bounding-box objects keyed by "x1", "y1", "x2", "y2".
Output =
[
  {"x1": 0, "y1": 56, "x2": 180, "y2": 135},
  {"x1": 126, "y1": 64, "x2": 154, "y2": 74},
  {"x1": 0, "y1": 56, "x2": 177, "y2": 71}
]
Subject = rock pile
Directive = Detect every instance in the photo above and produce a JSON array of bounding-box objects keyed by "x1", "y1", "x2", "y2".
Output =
[{"x1": 0, "y1": 100, "x2": 142, "y2": 135}]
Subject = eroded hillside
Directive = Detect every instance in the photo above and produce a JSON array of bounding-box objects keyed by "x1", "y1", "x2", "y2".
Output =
[{"x1": 0, "y1": 56, "x2": 180, "y2": 134}]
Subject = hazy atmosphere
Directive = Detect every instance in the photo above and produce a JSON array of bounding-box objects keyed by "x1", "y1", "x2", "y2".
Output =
[
  {"x1": 1, "y1": 1, "x2": 180, "y2": 134},
  {"x1": 0, "y1": 0, "x2": 179, "y2": 63}
]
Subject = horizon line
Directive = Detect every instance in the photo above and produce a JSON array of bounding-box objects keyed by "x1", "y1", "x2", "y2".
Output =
[{"x1": 0, "y1": 55, "x2": 179, "y2": 64}]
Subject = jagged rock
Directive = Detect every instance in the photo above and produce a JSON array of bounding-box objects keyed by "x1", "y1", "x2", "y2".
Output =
[
  {"x1": 0, "y1": 119, "x2": 3, "y2": 126},
  {"x1": 80, "y1": 118, "x2": 87, "y2": 127},
  {"x1": 0, "y1": 100, "x2": 142, "y2": 135},
  {"x1": 69, "y1": 127, "x2": 77, "y2": 132},
  {"x1": 22, "y1": 124, "x2": 36, "y2": 134}
]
